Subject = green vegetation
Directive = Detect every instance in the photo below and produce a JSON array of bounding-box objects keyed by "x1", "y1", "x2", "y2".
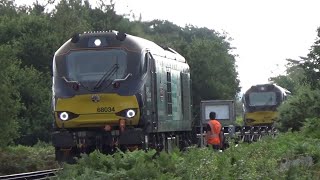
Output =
[
  {"x1": 0, "y1": 142, "x2": 59, "y2": 175},
  {"x1": 276, "y1": 86, "x2": 320, "y2": 131},
  {"x1": 56, "y1": 122, "x2": 320, "y2": 179},
  {"x1": 235, "y1": 99, "x2": 244, "y2": 125}
]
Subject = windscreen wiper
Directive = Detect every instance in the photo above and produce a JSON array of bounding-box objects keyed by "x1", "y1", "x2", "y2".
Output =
[
  {"x1": 112, "y1": 73, "x2": 132, "y2": 84},
  {"x1": 93, "y1": 64, "x2": 119, "y2": 90},
  {"x1": 62, "y1": 76, "x2": 81, "y2": 85}
]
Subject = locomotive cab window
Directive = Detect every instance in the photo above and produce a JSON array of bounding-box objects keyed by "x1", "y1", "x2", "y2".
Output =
[
  {"x1": 66, "y1": 50, "x2": 127, "y2": 82},
  {"x1": 248, "y1": 92, "x2": 277, "y2": 106}
]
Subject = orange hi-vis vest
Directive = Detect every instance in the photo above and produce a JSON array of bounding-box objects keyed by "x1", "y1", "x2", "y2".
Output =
[{"x1": 206, "y1": 119, "x2": 222, "y2": 145}]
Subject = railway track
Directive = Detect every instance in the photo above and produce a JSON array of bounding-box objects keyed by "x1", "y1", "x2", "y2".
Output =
[
  {"x1": 198, "y1": 125, "x2": 277, "y2": 148},
  {"x1": 0, "y1": 168, "x2": 62, "y2": 180},
  {"x1": 223, "y1": 125, "x2": 277, "y2": 141}
]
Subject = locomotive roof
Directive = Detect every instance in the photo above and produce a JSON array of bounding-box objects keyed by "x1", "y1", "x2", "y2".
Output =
[
  {"x1": 245, "y1": 83, "x2": 291, "y2": 95},
  {"x1": 54, "y1": 30, "x2": 186, "y2": 63}
]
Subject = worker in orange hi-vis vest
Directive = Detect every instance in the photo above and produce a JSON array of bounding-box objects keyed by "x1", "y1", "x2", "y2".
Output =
[{"x1": 205, "y1": 112, "x2": 223, "y2": 150}]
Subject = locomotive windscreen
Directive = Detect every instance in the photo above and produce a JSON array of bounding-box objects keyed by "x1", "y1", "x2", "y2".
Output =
[
  {"x1": 248, "y1": 92, "x2": 276, "y2": 106},
  {"x1": 66, "y1": 50, "x2": 127, "y2": 82}
]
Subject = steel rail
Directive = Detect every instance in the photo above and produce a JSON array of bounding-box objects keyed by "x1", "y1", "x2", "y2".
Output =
[{"x1": 0, "y1": 168, "x2": 62, "y2": 180}]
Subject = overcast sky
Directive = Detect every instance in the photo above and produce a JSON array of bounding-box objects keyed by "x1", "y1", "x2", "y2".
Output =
[
  {"x1": 18, "y1": 0, "x2": 320, "y2": 93},
  {"x1": 114, "y1": 0, "x2": 319, "y2": 93}
]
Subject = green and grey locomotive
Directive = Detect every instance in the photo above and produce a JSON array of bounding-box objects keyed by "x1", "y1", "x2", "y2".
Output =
[{"x1": 51, "y1": 31, "x2": 193, "y2": 161}]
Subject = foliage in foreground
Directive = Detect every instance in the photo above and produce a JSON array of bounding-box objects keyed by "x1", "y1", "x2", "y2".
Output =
[
  {"x1": 1, "y1": 118, "x2": 320, "y2": 178},
  {"x1": 57, "y1": 132, "x2": 320, "y2": 179},
  {"x1": 0, "y1": 142, "x2": 59, "y2": 175}
]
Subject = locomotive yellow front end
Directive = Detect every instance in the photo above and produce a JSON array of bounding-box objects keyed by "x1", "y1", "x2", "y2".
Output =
[
  {"x1": 243, "y1": 111, "x2": 278, "y2": 126},
  {"x1": 55, "y1": 94, "x2": 140, "y2": 128}
]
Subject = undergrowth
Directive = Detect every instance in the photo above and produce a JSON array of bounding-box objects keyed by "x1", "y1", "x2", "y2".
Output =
[
  {"x1": 2, "y1": 118, "x2": 320, "y2": 179},
  {"x1": 56, "y1": 132, "x2": 320, "y2": 180},
  {"x1": 0, "y1": 141, "x2": 59, "y2": 175}
]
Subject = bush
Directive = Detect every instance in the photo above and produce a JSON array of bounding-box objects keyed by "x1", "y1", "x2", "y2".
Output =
[
  {"x1": 303, "y1": 117, "x2": 320, "y2": 139},
  {"x1": 0, "y1": 45, "x2": 21, "y2": 147},
  {"x1": 0, "y1": 142, "x2": 59, "y2": 175},
  {"x1": 277, "y1": 86, "x2": 320, "y2": 131}
]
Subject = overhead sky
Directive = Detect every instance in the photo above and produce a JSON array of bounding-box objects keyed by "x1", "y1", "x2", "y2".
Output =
[
  {"x1": 17, "y1": 0, "x2": 320, "y2": 93},
  {"x1": 114, "y1": 0, "x2": 320, "y2": 93}
]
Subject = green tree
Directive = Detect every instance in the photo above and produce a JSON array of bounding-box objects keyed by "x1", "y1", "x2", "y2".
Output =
[
  {"x1": 274, "y1": 27, "x2": 320, "y2": 131},
  {"x1": 301, "y1": 27, "x2": 320, "y2": 89},
  {"x1": 269, "y1": 60, "x2": 307, "y2": 94},
  {"x1": 185, "y1": 38, "x2": 240, "y2": 119},
  {"x1": 0, "y1": 2, "x2": 55, "y2": 145},
  {"x1": 0, "y1": 45, "x2": 21, "y2": 147},
  {"x1": 14, "y1": 68, "x2": 52, "y2": 145},
  {"x1": 139, "y1": 21, "x2": 240, "y2": 120},
  {"x1": 0, "y1": 3, "x2": 58, "y2": 72},
  {"x1": 0, "y1": 0, "x2": 17, "y2": 17},
  {"x1": 51, "y1": 0, "x2": 92, "y2": 43},
  {"x1": 11, "y1": 14, "x2": 58, "y2": 72},
  {"x1": 88, "y1": 0, "x2": 127, "y2": 31},
  {"x1": 277, "y1": 86, "x2": 320, "y2": 131}
]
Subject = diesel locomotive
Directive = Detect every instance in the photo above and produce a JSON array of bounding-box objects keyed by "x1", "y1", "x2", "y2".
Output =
[
  {"x1": 51, "y1": 31, "x2": 193, "y2": 161},
  {"x1": 242, "y1": 83, "x2": 291, "y2": 126}
]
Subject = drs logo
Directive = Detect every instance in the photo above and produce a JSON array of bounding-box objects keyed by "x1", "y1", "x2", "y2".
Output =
[{"x1": 97, "y1": 107, "x2": 115, "y2": 112}]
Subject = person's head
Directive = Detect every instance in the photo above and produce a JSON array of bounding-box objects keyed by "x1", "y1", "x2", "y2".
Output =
[{"x1": 209, "y1": 112, "x2": 216, "y2": 120}]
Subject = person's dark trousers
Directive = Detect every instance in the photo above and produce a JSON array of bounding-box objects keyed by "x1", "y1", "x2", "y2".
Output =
[{"x1": 207, "y1": 144, "x2": 220, "y2": 150}]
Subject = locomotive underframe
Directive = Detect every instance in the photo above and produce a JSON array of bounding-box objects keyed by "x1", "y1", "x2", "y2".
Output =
[{"x1": 52, "y1": 126, "x2": 194, "y2": 162}]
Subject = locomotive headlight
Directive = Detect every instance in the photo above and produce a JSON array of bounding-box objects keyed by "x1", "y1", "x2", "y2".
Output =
[
  {"x1": 94, "y1": 39, "x2": 101, "y2": 46},
  {"x1": 57, "y1": 111, "x2": 79, "y2": 121},
  {"x1": 115, "y1": 108, "x2": 138, "y2": 118},
  {"x1": 59, "y1": 112, "x2": 69, "y2": 121},
  {"x1": 126, "y1": 109, "x2": 136, "y2": 118}
]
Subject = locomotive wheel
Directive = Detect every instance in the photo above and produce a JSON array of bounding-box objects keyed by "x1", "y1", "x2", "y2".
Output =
[{"x1": 55, "y1": 147, "x2": 77, "y2": 164}]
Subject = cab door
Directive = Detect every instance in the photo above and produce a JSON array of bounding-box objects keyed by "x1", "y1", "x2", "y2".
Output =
[{"x1": 144, "y1": 52, "x2": 158, "y2": 133}]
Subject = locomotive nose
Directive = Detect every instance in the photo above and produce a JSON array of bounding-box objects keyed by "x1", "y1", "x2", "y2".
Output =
[{"x1": 54, "y1": 94, "x2": 140, "y2": 128}]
